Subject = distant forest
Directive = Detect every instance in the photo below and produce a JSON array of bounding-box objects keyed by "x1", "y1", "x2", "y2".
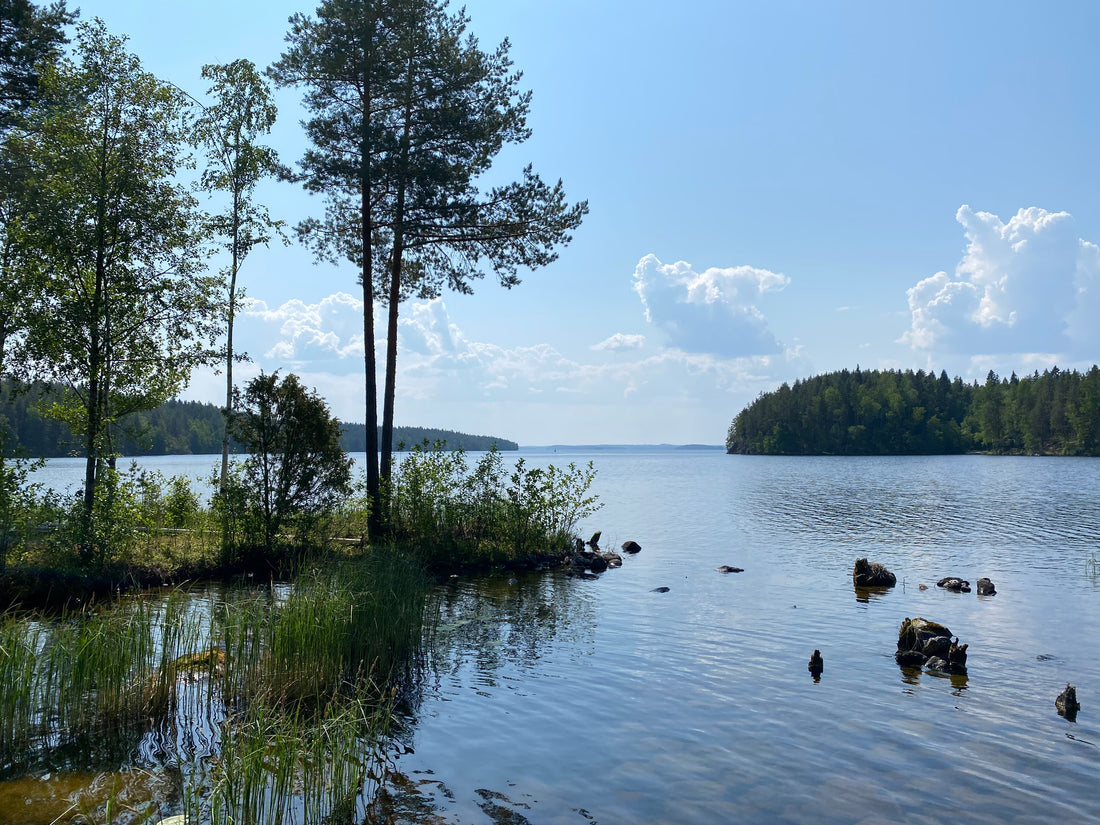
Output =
[
  {"x1": 727, "y1": 366, "x2": 1100, "y2": 456},
  {"x1": 0, "y1": 381, "x2": 517, "y2": 457}
]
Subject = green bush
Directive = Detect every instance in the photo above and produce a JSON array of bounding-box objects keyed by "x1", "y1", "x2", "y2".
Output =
[
  {"x1": 388, "y1": 444, "x2": 601, "y2": 568},
  {"x1": 228, "y1": 372, "x2": 353, "y2": 553},
  {"x1": 0, "y1": 457, "x2": 45, "y2": 571}
]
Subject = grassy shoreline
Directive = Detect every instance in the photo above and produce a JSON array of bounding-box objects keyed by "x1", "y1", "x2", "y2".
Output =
[
  {"x1": 0, "y1": 445, "x2": 601, "y2": 611},
  {"x1": 0, "y1": 445, "x2": 601, "y2": 820}
]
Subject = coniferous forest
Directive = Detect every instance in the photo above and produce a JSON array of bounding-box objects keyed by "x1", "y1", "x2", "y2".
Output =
[
  {"x1": 0, "y1": 380, "x2": 517, "y2": 457},
  {"x1": 726, "y1": 366, "x2": 1100, "y2": 456}
]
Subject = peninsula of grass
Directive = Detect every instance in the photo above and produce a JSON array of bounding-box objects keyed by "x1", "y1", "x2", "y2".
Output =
[
  {"x1": 0, "y1": 444, "x2": 600, "y2": 820},
  {"x1": 0, "y1": 444, "x2": 601, "y2": 609}
]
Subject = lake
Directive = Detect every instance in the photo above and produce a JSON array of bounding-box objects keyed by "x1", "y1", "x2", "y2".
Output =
[{"x1": 16, "y1": 449, "x2": 1100, "y2": 823}]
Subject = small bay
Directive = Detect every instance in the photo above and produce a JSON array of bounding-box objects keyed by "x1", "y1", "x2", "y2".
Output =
[{"x1": 16, "y1": 449, "x2": 1100, "y2": 823}]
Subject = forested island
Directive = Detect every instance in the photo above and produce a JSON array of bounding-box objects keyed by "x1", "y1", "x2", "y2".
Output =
[
  {"x1": 727, "y1": 366, "x2": 1100, "y2": 456},
  {"x1": 0, "y1": 381, "x2": 517, "y2": 457}
]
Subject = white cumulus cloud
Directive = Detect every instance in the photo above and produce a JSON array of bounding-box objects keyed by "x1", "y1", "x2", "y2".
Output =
[
  {"x1": 592, "y1": 333, "x2": 645, "y2": 351},
  {"x1": 632, "y1": 253, "x2": 789, "y2": 356},
  {"x1": 244, "y1": 292, "x2": 365, "y2": 366},
  {"x1": 900, "y1": 206, "x2": 1100, "y2": 356},
  {"x1": 187, "y1": 291, "x2": 813, "y2": 444}
]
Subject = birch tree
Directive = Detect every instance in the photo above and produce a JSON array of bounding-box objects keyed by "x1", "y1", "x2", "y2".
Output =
[
  {"x1": 192, "y1": 58, "x2": 286, "y2": 491},
  {"x1": 13, "y1": 20, "x2": 221, "y2": 554}
]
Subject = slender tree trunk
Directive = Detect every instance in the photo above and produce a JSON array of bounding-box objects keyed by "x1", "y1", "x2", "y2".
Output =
[
  {"x1": 359, "y1": 8, "x2": 382, "y2": 535},
  {"x1": 83, "y1": 119, "x2": 112, "y2": 549},
  {"x1": 221, "y1": 184, "x2": 240, "y2": 491},
  {"x1": 381, "y1": 52, "x2": 415, "y2": 484},
  {"x1": 382, "y1": 242, "x2": 401, "y2": 481},
  {"x1": 361, "y1": 148, "x2": 381, "y2": 533}
]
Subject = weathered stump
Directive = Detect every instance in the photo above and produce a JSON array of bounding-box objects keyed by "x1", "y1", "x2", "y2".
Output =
[
  {"x1": 853, "y1": 557, "x2": 896, "y2": 587},
  {"x1": 1056, "y1": 683, "x2": 1081, "y2": 719},
  {"x1": 808, "y1": 649, "x2": 823, "y2": 678}
]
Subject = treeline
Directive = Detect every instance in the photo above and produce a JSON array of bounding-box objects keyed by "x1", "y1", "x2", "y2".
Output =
[
  {"x1": 0, "y1": 381, "x2": 517, "y2": 457},
  {"x1": 726, "y1": 366, "x2": 1100, "y2": 456},
  {"x1": 0, "y1": 382, "x2": 227, "y2": 456},
  {"x1": 340, "y1": 426, "x2": 517, "y2": 453}
]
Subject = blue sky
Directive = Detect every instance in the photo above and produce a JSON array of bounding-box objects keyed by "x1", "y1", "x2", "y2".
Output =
[{"x1": 84, "y1": 1, "x2": 1099, "y2": 445}]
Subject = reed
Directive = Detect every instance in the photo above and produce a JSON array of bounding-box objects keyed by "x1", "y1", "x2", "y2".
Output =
[
  {"x1": 0, "y1": 617, "x2": 42, "y2": 761},
  {"x1": 199, "y1": 696, "x2": 388, "y2": 825},
  {"x1": 213, "y1": 550, "x2": 428, "y2": 714},
  {"x1": 0, "y1": 542, "x2": 428, "y2": 823}
]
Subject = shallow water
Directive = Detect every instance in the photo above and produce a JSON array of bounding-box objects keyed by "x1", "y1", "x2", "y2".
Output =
[
  {"x1": 379, "y1": 450, "x2": 1100, "y2": 825},
  {"x1": 9, "y1": 449, "x2": 1100, "y2": 824}
]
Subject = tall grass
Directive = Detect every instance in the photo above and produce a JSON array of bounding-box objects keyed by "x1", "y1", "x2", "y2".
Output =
[
  {"x1": 0, "y1": 549, "x2": 429, "y2": 822},
  {"x1": 201, "y1": 697, "x2": 387, "y2": 825},
  {"x1": 215, "y1": 552, "x2": 427, "y2": 713},
  {"x1": 0, "y1": 591, "x2": 203, "y2": 770}
]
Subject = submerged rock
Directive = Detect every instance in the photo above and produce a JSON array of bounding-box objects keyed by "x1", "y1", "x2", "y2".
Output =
[
  {"x1": 1056, "y1": 684, "x2": 1081, "y2": 719},
  {"x1": 937, "y1": 577, "x2": 971, "y2": 593},
  {"x1": 976, "y1": 577, "x2": 996, "y2": 595},
  {"x1": 568, "y1": 538, "x2": 626, "y2": 576},
  {"x1": 924, "y1": 655, "x2": 950, "y2": 673},
  {"x1": 853, "y1": 557, "x2": 896, "y2": 587},
  {"x1": 716, "y1": 565, "x2": 744, "y2": 573},
  {"x1": 896, "y1": 617, "x2": 968, "y2": 674},
  {"x1": 568, "y1": 570, "x2": 599, "y2": 581},
  {"x1": 621, "y1": 540, "x2": 642, "y2": 554}
]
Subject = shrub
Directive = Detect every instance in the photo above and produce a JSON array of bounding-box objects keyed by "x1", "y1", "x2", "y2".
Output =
[
  {"x1": 388, "y1": 444, "x2": 601, "y2": 568},
  {"x1": 228, "y1": 372, "x2": 353, "y2": 553}
]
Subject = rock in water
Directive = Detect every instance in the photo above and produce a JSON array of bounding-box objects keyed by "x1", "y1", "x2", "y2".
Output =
[
  {"x1": 937, "y1": 576, "x2": 971, "y2": 593},
  {"x1": 896, "y1": 617, "x2": 968, "y2": 674},
  {"x1": 853, "y1": 557, "x2": 897, "y2": 587},
  {"x1": 1056, "y1": 683, "x2": 1081, "y2": 719},
  {"x1": 621, "y1": 540, "x2": 642, "y2": 554},
  {"x1": 976, "y1": 577, "x2": 996, "y2": 595},
  {"x1": 808, "y1": 649, "x2": 823, "y2": 677}
]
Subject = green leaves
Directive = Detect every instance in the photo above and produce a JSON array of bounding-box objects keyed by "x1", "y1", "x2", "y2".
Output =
[
  {"x1": 229, "y1": 372, "x2": 354, "y2": 551},
  {"x1": 193, "y1": 58, "x2": 287, "y2": 264},
  {"x1": 9, "y1": 19, "x2": 222, "y2": 541}
]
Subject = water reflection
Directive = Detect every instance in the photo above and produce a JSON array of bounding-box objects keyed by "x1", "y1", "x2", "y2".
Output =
[
  {"x1": 9, "y1": 452, "x2": 1100, "y2": 824},
  {"x1": 426, "y1": 571, "x2": 597, "y2": 689},
  {"x1": 852, "y1": 584, "x2": 893, "y2": 603},
  {"x1": 381, "y1": 452, "x2": 1100, "y2": 825}
]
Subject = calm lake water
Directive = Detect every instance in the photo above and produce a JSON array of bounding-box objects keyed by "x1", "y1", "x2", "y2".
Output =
[{"x1": 18, "y1": 449, "x2": 1100, "y2": 823}]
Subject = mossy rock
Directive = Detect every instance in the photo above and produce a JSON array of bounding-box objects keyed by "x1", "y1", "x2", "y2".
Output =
[{"x1": 897, "y1": 617, "x2": 951, "y2": 652}]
